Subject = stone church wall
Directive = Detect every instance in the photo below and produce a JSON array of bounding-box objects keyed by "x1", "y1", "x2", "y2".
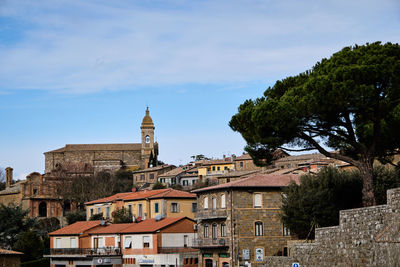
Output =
[{"x1": 264, "y1": 187, "x2": 400, "y2": 267}]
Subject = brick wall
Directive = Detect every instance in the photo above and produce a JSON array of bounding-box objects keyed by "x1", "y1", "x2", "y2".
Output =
[{"x1": 265, "y1": 187, "x2": 400, "y2": 266}]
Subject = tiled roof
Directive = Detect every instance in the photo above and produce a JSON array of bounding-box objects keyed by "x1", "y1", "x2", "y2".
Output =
[
  {"x1": 148, "y1": 188, "x2": 196, "y2": 199},
  {"x1": 192, "y1": 173, "x2": 300, "y2": 193},
  {"x1": 85, "y1": 192, "x2": 133, "y2": 205},
  {"x1": 0, "y1": 181, "x2": 24, "y2": 195},
  {"x1": 0, "y1": 248, "x2": 23, "y2": 255},
  {"x1": 132, "y1": 164, "x2": 175, "y2": 174},
  {"x1": 158, "y1": 167, "x2": 185, "y2": 178},
  {"x1": 120, "y1": 217, "x2": 191, "y2": 233},
  {"x1": 217, "y1": 170, "x2": 260, "y2": 178},
  {"x1": 88, "y1": 223, "x2": 132, "y2": 234},
  {"x1": 49, "y1": 221, "x2": 102, "y2": 236},
  {"x1": 45, "y1": 143, "x2": 142, "y2": 153},
  {"x1": 234, "y1": 153, "x2": 252, "y2": 160},
  {"x1": 200, "y1": 159, "x2": 234, "y2": 166},
  {"x1": 86, "y1": 189, "x2": 195, "y2": 205},
  {"x1": 274, "y1": 153, "x2": 325, "y2": 162}
]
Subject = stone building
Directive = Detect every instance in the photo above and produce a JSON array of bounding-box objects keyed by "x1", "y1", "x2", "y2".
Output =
[
  {"x1": 0, "y1": 168, "x2": 73, "y2": 224},
  {"x1": 43, "y1": 107, "x2": 158, "y2": 174},
  {"x1": 132, "y1": 164, "x2": 176, "y2": 187},
  {"x1": 0, "y1": 248, "x2": 23, "y2": 267},
  {"x1": 192, "y1": 173, "x2": 300, "y2": 267}
]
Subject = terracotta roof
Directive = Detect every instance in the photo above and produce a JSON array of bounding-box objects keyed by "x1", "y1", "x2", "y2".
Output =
[
  {"x1": 86, "y1": 189, "x2": 195, "y2": 205},
  {"x1": 275, "y1": 153, "x2": 325, "y2": 162},
  {"x1": 148, "y1": 188, "x2": 196, "y2": 199},
  {"x1": 120, "y1": 217, "x2": 191, "y2": 233},
  {"x1": 85, "y1": 192, "x2": 133, "y2": 205},
  {"x1": 234, "y1": 154, "x2": 252, "y2": 160},
  {"x1": 218, "y1": 170, "x2": 260, "y2": 178},
  {"x1": 49, "y1": 221, "x2": 102, "y2": 236},
  {"x1": 45, "y1": 143, "x2": 142, "y2": 153},
  {"x1": 158, "y1": 167, "x2": 185, "y2": 178},
  {"x1": 192, "y1": 173, "x2": 300, "y2": 193},
  {"x1": 88, "y1": 223, "x2": 132, "y2": 234},
  {"x1": 200, "y1": 159, "x2": 234, "y2": 166},
  {"x1": 0, "y1": 248, "x2": 23, "y2": 255},
  {"x1": 132, "y1": 164, "x2": 175, "y2": 174}
]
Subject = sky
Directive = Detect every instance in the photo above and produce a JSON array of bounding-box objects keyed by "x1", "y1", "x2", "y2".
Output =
[{"x1": 0, "y1": 0, "x2": 399, "y2": 180}]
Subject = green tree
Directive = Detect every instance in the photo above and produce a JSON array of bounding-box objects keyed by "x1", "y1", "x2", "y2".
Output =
[
  {"x1": 113, "y1": 169, "x2": 134, "y2": 194},
  {"x1": 66, "y1": 210, "x2": 87, "y2": 225},
  {"x1": 373, "y1": 165, "x2": 400, "y2": 205},
  {"x1": 34, "y1": 217, "x2": 60, "y2": 238},
  {"x1": 152, "y1": 181, "x2": 166, "y2": 190},
  {"x1": 112, "y1": 207, "x2": 133, "y2": 223},
  {"x1": 281, "y1": 167, "x2": 362, "y2": 239},
  {"x1": 13, "y1": 230, "x2": 44, "y2": 263},
  {"x1": 230, "y1": 42, "x2": 400, "y2": 206},
  {"x1": 89, "y1": 213, "x2": 103, "y2": 221},
  {"x1": 0, "y1": 204, "x2": 36, "y2": 249}
]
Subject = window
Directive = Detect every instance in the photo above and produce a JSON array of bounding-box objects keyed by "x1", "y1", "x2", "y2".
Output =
[
  {"x1": 128, "y1": 205, "x2": 132, "y2": 215},
  {"x1": 212, "y1": 224, "x2": 217, "y2": 239},
  {"x1": 90, "y1": 208, "x2": 94, "y2": 217},
  {"x1": 171, "y1": 177, "x2": 176, "y2": 184},
  {"x1": 221, "y1": 223, "x2": 226, "y2": 237},
  {"x1": 106, "y1": 206, "x2": 110, "y2": 218},
  {"x1": 283, "y1": 224, "x2": 290, "y2": 236},
  {"x1": 184, "y1": 235, "x2": 188, "y2": 247},
  {"x1": 70, "y1": 238, "x2": 77, "y2": 248},
  {"x1": 56, "y1": 238, "x2": 61, "y2": 248},
  {"x1": 204, "y1": 196, "x2": 208, "y2": 210},
  {"x1": 138, "y1": 204, "x2": 143, "y2": 218},
  {"x1": 183, "y1": 180, "x2": 188, "y2": 186},
  {"x1": 221, "y1": 194, "x2": 226, "y2": 209},
  {"x1": 240, "y1": 161, "x2": 243, "y2": 169},
  {"x1": 212, "y1": 197, "x2": 217, "y2": 211},
  {"x1": 192, "y1": 203, "x2": 197, "y2": 212},
  {"x1": 150, "y1": 173, "x2": 155, "y2": 179},
  {"x1": 97, "y1": 207, "x2": 101, "y2": 214},
  {"x1": 226, "y1": 178, "x2": 230, "y2": 183},
  {"x1": 204, "y1": 224, "x2": 209, "y2": 238},
  {"x1": 255, "y1": 221, "x2": 263, "y2": 236},
  {"x1": 124, "y1": 236, "x2": 132, "y2": 248},
  {"x1": 224, "y1": 166, "x2": 228, "y2": 170},
  {"x1": 217, "y1": 166, "x2": 220, "y2": 171},
  {"x1": 160, "y1": 178, "x2": 165, "y2": 183},
  {"x1": 254, "y1": 193, "x2": 262, "y2": 208},
  {"x1": 154, "y1": 203, "x2": 159, "y2": 213},
  {"x1": 33, "y1": 188, "x2": 38, "y2": 195},
  {"x1": 143, "y1": 236, "x2": 150, "y2": 248},
  {"x1": 140, "y1": 174, "x2": 145, "y2": 180},
  {"x1": 171, "y1": 203, "x2": 179, "y2": 213},
  {"x1": 212, "y1": 166, "x2": 216, "y2": 171}
]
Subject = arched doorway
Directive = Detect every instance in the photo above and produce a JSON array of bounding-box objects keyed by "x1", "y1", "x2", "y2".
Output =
[
  {"x1": 39, "y1": 202, "x2": 47, "y2": 217},
  {"x1": 205, "y1": 259, "x2": 213, "y2": 267}
]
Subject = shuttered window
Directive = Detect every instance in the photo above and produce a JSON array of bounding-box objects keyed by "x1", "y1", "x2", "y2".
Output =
[{"x1": 221, "y1": 194, "x2": 226, "y2": 209}]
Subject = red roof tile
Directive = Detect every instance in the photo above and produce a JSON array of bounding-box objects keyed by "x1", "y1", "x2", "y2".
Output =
[
  {"x1": 85, "y1": 192, "x2": 133, "y2": 205},
  {"x1": 192, "y1": 173, "x2": 300, "y2": 193},
  {"x1": 119, "y1": 217, "x2": 191, "y2": 233},
  {"x1": 148, "y1": 188, "x2": 196, "y2": 199},
  {"x1": 88, "y1": 223, "x2": 133, "y2": 234},
  {"x1": 49, "y1": 221, "x2": 102, "y2": 236},
  {"x1": 0, "y1": 248, "x2": 23, "y2": 255}
]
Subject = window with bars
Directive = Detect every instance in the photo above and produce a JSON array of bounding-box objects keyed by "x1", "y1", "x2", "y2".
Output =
[
  {"x1": 255, "y1": 221, "x2": 263, "y2": 236},
  {"x1": 221, "y1": 223, "x2": 226, "y2": 237},
  {"x1": 204, "y1": 224, "x2": 209, "y2": 238}
]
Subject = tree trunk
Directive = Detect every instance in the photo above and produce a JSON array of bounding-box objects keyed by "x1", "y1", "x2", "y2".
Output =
[{"x1": 358, "y1": 157, "x2": 376, "y2": 207}]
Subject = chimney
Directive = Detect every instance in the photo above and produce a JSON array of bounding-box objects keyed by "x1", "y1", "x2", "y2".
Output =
[{"x1": 5, "y1": 167, "x2": 13, "y2": 188}]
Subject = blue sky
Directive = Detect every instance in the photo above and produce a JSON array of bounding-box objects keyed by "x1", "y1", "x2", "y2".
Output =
[{"x1": 0, "y1": 0, "x2": 399, "y2": 179}]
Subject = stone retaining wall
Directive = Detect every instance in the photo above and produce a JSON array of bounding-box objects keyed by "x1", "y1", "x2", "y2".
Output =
[{"x1": 265, "y1": 187, "x2": 400, "y2": 266}]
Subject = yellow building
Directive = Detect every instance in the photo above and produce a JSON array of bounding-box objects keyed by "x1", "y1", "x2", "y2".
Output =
[
  {"x1": 85, "y1": 188, "x2": 197, "y2": 220},
  {"x1": 197, "y1": 159, "x2": 235, "y2": 180}
]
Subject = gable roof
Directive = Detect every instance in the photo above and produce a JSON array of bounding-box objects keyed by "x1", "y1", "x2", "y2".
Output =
[
  {"x1": 119, "y1": 217, "x2": 192, "y2": 233},
  {"x1": 192, "y1": 173, "x2": 300, "y2": 193},
  {"x1": 88, "y1": 223, "x2": 133, "y2": 234},
  {"x1": 49, "y1": 221, "x2": 102, "y2": 236},
  {"x1": 45, "y1": 143, "x2": 142, "y2": 153},
  {"x1": 158, "y1": 167, "x2": 185, "y2": 178},
  {"x1": 85, "y1": 188, "x2": 196, "y2": 205},
  {"x1": 132, "y1": 164, "x2": 174, "y2": 174}
]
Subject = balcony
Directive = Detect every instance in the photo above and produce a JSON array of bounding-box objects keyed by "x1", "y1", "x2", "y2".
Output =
[
  {"x1": 157, "y1": 247, "x2": 199, "y2": 254},
  {"x1": 192, "y1": 238, "x2": 230, "y2": 249},
  {"x1": 45, "y1": 247, "x2": 122, "y2": 256},
  {"x1": 195, "y1": 209, "x2": 228, "y2": 220}
]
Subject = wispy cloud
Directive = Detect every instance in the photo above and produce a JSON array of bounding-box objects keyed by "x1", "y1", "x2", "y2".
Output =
[{"x1": 0, "y1": 0, "x2": 399, "y2": 93}]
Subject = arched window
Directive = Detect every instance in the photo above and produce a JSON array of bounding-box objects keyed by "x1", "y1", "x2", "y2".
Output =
[
  {"x1": 221, "y1": 223, "x2": 226, "y2": 237},
  {"x1": 204, "y1": 196, "x2": 208, "y2": 210},
  {"x1": 39, "y1": 202, "x2": 47, "y2": 217},
  {"x1": 212, "y1": 224, "x2": 217, "y2": 239},
  {"x1": 204, "y1": 224, "x2": 209, "y2": 238},
  {"x1": 221, "y1": 194, "x2": 226, "y2": 209},
  {"x1": 255, "y1": 221, "x2": 263, "y2": 236}
]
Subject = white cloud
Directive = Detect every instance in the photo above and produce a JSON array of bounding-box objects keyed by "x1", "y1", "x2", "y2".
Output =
[{"x1": 0, "y1": 0, "x2": 399, "y2": 93}]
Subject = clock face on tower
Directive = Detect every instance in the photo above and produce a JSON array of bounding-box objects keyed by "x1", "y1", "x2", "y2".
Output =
[{"x1": 145, "y1": 135, "x2": 150, "y2": 144}]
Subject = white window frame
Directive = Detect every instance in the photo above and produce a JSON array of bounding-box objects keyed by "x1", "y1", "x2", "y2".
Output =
[
  {"x1": 221, "y1": 194, "x2": 226, "y2": 209},
  {"x1": 254, "y1": 193, "x2": 262, "y2": 208},
  {"x1": 204, "y1": 196, "x2": 208, "y2": 210}
]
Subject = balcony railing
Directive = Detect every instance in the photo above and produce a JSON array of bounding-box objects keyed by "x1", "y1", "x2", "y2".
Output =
[
  {"x1": 157, "y1": 247, "x2": 199, "y2": 254},
  {"x1": 195, "y1": 209, "x2": 228, "y2": 220},
  {"x1": 192, "y1": 238, "x2": 230, "y2": 248},
  {"x1": 45, "y1": 247, "x2": 122, "y2": 256}
]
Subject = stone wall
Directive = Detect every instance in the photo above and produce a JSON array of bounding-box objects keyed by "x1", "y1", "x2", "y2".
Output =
[{"x1": 265, "y1": 187, "x2": 400, "y2": 266}]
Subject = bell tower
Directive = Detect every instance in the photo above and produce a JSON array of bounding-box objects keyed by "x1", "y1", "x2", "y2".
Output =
[{"x1": 141, "y1": 107, "x2": 155, "y2": 168}]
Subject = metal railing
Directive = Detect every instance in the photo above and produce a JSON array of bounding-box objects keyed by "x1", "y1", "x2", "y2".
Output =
[
  {"x1": 195, "y1": 209, "x2": 227, "y2": 220},
  {"x1": 45, "y1": 247, "x2": 122, "y2": 256},
  {"x1": 192, "y1": 238, "x2": 229, "y2": 248}
]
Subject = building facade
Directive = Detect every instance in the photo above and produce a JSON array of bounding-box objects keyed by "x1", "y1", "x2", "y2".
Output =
[
  {"x1": 192, "y1": 173, "x2": 300, "y2": 267},
  {"x1": 44, "y1": 108, "x2": 158, "y2": 174},
  {"x1": 133, "y1": 164, "x2": 176, "y2": 187}
]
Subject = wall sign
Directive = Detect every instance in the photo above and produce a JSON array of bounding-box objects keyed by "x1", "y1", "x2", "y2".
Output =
[
  {"x1": 243, "y1": 249, "x2": 250, "y2": 260},
  {"x1": 255, "y1": 248, "x2": 264, "y2": 262}
]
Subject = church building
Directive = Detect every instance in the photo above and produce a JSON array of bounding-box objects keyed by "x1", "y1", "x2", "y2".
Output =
[{"x1": 44, "y1": 107, "x2": 158, "y2": 174}]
